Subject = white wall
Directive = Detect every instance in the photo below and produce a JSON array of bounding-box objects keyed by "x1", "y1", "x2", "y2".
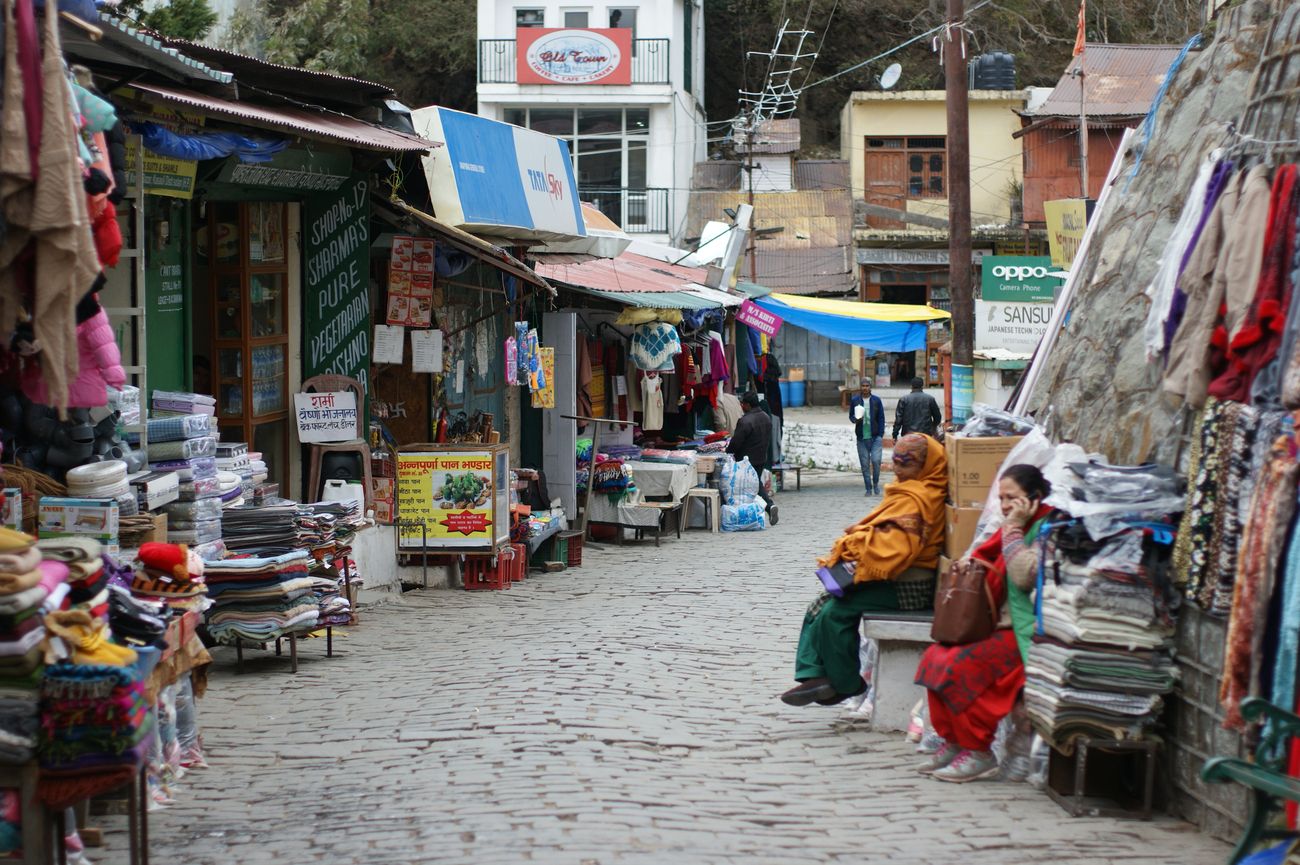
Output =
[{"x1": 485, "y1": 0, "x2": 680, "y2": 39}]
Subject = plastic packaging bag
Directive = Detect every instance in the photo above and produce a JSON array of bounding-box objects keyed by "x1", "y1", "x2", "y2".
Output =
[
  {"x1": 719, "y1": 456, "x2": 760, "y2": 504},
  {"x1": 721, "y1": 502, "x2": 767, "y2": 531},
  {"x1": 960, "y1": 403, "x2": 1037, "y2": 437}
]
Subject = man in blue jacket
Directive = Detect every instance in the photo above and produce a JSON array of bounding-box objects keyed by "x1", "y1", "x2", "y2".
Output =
[{"x1": 849, "y1": 377, "x2": 886, "y2": 496}]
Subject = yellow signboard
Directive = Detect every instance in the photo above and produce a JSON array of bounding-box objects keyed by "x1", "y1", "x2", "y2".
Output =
[
  {"x1": 397, "y1": 448, "x2": 510, "y2": 549},
  {"x1": 1044, "y1": 199, "x2": 1088, "y2": 269},
  {"x1": 124, "y1": 135, "x2": 198, "y2": 200}
]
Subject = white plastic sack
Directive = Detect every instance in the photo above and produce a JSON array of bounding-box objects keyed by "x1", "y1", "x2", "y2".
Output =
[
  {"x1": 720, "y1": 456, "x2": 760, "y2": 504},
  {"x1": 970, "y1": 427, "x2": 1071, "y2": 548},
  {"x1": 721, "y1": 501, "x2": 767, "y2": 532}
]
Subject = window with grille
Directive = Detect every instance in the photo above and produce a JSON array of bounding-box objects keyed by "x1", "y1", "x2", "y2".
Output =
[{"x1": 867, "y1": 136, "x2": 946, "y2": 199}]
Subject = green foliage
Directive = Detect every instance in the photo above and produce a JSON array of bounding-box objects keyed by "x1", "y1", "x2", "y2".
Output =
[{"x1": 117, "y1": 0, "x2": 218, "y2": 40}]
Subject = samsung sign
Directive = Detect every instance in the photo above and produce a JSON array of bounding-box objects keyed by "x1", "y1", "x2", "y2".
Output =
[
  {"x1": 517, "y1": 28, "x2": 631, "y2": 85},
  {"x1": 980, "y1": 255, "x2": 1057, "y2": 303},
  {"x1": 410, "y1": 106, "x2": 586, "y2": 244}
]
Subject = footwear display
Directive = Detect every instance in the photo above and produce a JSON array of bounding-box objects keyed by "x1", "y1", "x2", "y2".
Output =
[
  {"x1": 917, "y1": 742, "x2": 962, "y2": 774},
  {"x1": 931, "y1": 749, "x2": 1000, "y2": 783},
  {"x1": 780, "y1": 678, "x2": 837, "y2": 706}
]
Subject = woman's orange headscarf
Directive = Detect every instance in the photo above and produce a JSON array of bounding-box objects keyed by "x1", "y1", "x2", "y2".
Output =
[{"x1": 818, "y1": 434, "x2": 948, "y2": 582}]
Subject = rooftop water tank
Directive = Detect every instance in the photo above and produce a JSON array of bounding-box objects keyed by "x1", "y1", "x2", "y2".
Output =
[{"x1": 969, "y1": 52, "x2": 1016, "y2": 90}]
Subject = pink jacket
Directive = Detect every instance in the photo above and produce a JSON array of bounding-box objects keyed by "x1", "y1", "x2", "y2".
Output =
[{"x1": 23, "y1": 307, "x2": 126, "y2": 408}]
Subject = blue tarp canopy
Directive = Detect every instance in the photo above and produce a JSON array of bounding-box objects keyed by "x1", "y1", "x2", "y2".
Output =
[{"x1": 753, "y1": 293, "x2": 950, "y2": 352}]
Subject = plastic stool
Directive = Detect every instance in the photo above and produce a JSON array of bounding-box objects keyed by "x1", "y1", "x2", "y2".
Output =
[{"x1": 684, "y1": 487, "x2": 721, "y2": 533}]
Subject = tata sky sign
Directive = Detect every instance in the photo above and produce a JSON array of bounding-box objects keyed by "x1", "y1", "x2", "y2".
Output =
[
  {"x1": 980, "y1": 255, "x2": 1057, "y2": 302},
  {"x1": 517, "y1": 28, "x2": 632, "y2": 85},
  {"x1": 410, "y1": 107, "x2": 586, "y2": 244}
]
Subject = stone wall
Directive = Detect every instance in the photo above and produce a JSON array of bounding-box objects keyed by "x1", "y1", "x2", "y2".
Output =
[
  {"x1": 1024, "y1": 1, "x2": 1275, "y2": 465},
  {"x1": 781, "y1": 422, "x2": 861, "y2": 472}
]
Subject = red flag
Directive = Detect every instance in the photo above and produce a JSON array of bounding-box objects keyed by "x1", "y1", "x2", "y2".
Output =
[{"x1": 1073, "y1": 0, "x2": 1086, "y2": 56}]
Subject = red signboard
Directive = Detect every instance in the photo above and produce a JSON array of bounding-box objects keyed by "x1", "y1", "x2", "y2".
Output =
[
  {"x1": 516, "y1": 28, "x2": 633, "y2": 85},
  {"x1": 736, "y1": 299, "x2": 783, "y2": 337}
]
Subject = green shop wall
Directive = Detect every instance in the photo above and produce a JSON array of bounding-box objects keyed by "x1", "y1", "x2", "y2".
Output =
[
  {"x1": 302, "y1": 174, "x2": 371, "y2": 393},
  {"x1": 145, "y1": 196, "x2": 191, "y2": 393}
]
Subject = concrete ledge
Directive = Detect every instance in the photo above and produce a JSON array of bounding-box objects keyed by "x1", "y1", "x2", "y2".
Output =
[
  {"x1": 863, "y1": 614, "x2": 934, "y2": 733},
  {"x1": 863, "y1": 619, "x2": 934, "y2": 642}
]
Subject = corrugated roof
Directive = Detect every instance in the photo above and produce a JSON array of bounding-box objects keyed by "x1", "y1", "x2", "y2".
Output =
[
  {"x1": 60, "y1": 13, "x2": 234, "y2": 85},
  {"x1": 561, "y1": 287, "x2": 720, "y2": 310},
  {"x1": 158, "y1": 39, "x2": 396, "y2": 106},
  {"x1": 752, "y1": 248, "x2": 856, "y2": 295},
  {"x1": 794, "y1": 160, "x2": 851, "y2": 191},
  {"x1": 534, "y1": 252, "x2": 711, "y2": 294},
  {"x1": 128, "y1": 82, "x2": 439, "y2": 152},
  {"x1": 1033, "y1": 44, "x2": 1182, "y2": 118}
]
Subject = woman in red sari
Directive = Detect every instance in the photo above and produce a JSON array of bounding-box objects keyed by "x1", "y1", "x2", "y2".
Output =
[{"x1": 914, "y1": 464, "x2": 1053, "y2": 783}]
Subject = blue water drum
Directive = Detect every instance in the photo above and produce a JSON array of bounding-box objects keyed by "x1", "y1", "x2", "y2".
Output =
[
  {"x1": 778, "y1": 379, "x2": 791, "y2": 406},
  {"x1": 787, "y1": 381, "x2": 806, "y2": 408}
]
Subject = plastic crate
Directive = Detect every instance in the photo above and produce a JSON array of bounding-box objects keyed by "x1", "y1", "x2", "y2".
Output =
[
  {"x1": 462, "y1": 554, "x2": 510, "y2": 591},
  {"x1": 509, "y1": 543, "x2": 528, "y2": 581},
  {"x1": 560, "y1": 530, "x2": 583, "y2": 568}
]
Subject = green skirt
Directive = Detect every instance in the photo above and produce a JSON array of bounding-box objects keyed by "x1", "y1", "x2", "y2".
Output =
[{"x1": 794, "y1": 581, "x2": 902, "y2": 696}]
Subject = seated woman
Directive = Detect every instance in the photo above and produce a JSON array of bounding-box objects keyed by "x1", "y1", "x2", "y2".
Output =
[
  {"x1": 780, "y1": 434, "x2": 947, "y2": 707},
  {"x1": 914, "y1": 464, "x2": 1053, "y2": 783}
]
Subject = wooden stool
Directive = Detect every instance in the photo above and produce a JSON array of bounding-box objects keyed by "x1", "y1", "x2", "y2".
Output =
[
  {"x1": 683, "y1": 488, "x2": 721, "y2": 532},
  {"x1": 302, "y1": 374, "x2": 374, "y2": 508}
]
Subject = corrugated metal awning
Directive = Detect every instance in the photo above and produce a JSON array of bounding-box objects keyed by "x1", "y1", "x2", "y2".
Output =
[
  {"x1": 128, "y1": 83, "x2": 439, "y2": 153},
  {"x1": 561, "y1": 287, "x2": 720, "y2": 310}
]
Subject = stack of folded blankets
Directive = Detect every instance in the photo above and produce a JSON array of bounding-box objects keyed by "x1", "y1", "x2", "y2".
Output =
[
  {"x1": 248, "y1": 451, "x2": 268, "y2": 486},
  {"x1": 220, "y1": 504, "x2": 300, "y2": 554},
  {"x1": 164, "y1": 494, "x2": 223, "y2": 548},
  {"x1": 636, "y1": 448, "x2": 696, "y2": 465},
  {"x1": 152, "y1": 391, "x2": 216, "y2": 418},
  {"x1": 1023, "y1": 531, "x2": 1178, "y2": 751},
  {"x1": 216, "y1": 443, "x2": 253, "y2": 501},
  {"x1": 0, "y1": 530, "x2": 68, "y2": 764},
  {"x1": 130, "y1": 543, "x2": 209, "y2": 616},
  {"x1": 204, "y1": 551, "x2": 323, "y2": 644},
  {"x1": 592, "y1": 459, "x2": 633, "y2": 502}
]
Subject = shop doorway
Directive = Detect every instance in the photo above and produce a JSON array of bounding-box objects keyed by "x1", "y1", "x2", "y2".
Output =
[{"x1": 193, "y1": 201, "x2": 291, "y2": 489}]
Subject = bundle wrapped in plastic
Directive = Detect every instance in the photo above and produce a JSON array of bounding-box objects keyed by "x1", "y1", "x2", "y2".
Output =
[
  {"x1": 960, "y1": 403, "x2": 1036, "y2": 437},
  {"x1": 719, "y1": 456, "x2": 760, "y2": 504},
  {"x1": 721, "y1": 501, "x2": 767, "y2": 532}
]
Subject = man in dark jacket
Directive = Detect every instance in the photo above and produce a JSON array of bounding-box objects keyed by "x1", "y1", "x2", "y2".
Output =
[
  {"x1": 726, "y1": 391, "x2": 777, "y2": 525},
  {"x1": 849, "y1": 377, "x2": 886, "y2": 495},
  {"x1": 893, "y1": 376, "x2": 942, "y2": 440}
]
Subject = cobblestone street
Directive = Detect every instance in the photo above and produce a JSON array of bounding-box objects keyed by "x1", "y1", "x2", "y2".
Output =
[{"x1": 129, "y1": 471, "x2": 1226, "y2": 865}]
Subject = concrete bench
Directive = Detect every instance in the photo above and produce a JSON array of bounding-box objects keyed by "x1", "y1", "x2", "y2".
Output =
[{"x1": 861, "y1": 612, "x2": 933, "y2": 732}]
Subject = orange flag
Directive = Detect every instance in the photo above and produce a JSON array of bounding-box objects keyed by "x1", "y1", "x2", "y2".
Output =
[{"x1": 1073, "y1": 0, "x2": 1086, "y2": 56}]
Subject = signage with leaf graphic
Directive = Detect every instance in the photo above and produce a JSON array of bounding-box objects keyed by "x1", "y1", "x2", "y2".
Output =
[{"x1": 397, "y1": 445, "x2": 511, "y2": 550}]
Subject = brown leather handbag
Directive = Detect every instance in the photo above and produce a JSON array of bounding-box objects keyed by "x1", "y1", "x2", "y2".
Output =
[{"x1": 930, "y1": 558, "x2": 1000, "y2": 645}]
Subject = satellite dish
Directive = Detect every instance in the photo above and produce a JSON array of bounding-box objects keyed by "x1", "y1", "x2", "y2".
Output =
[{"x1": 879, "y1": 63, "x2": 902, "y2": 90}]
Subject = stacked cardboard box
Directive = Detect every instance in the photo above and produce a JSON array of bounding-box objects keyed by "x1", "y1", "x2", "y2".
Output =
[{"x1": 942, "y1": 435, "x2": 1024, "y2": 559}]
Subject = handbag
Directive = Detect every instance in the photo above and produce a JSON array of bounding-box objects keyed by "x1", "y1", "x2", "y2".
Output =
[{"x1": 930, "y1": 558, "x2": 1000, "y2": 645}]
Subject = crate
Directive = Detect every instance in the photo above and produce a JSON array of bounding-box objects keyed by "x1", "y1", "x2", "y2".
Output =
[
  {"x1": 529, "y1": 534, "x2": 568, "y2": 568},
  {"x1": 560, "y1": 530, "x2": 583, "y2": 568},
  {"x1": 508, "y1": 543, "x2": 528, "y2": 582},
  {"x1": 462, "y1": 553, "x2": 511, "y2": 591}
]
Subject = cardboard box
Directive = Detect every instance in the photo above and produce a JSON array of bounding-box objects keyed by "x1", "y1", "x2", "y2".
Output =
[
  {"x1": 39, "y1": 497, "x2": 119, "y2": 554},
  {"x1": 938, "y1": 554, "x2": 953, "y2": 579},
  {"x1": 944, "y1": 504, "x2": 984, "y2": 559},
  {"x1": 946, "y1": 435, "x2": 1024, "y2": 507},
  {"x1": 129, "y1": 471, "x2": 180, "y2": 511}
]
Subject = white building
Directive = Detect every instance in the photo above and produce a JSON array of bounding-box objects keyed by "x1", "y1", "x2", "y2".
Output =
[{"x1": 475, "y1": 0, "x2": 706, "y2": 244}]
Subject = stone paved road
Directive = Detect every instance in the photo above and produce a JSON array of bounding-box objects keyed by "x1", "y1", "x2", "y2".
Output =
[{"x1": 116, "y1": 471, "x2": 1227, "y2": 864}]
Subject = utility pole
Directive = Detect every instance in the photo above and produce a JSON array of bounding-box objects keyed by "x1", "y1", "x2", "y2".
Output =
[
  {"x1": 945, "y1": 0, "x2": 973, "y2": 367},
  {"x1": 1076, "y1": 54, "x2": 1089, "y2": 197},
  {"x1": 747, "y1": 115, "x2": 758, "y2": 284}
]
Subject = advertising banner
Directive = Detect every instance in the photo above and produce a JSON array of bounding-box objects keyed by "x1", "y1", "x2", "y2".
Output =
[
  {"x1": 124, "y1": 136, "x2": 197, "y2": 199},
  {"x1": 516, "y1": 27, "x2": 632, "y2": 85},
  {"x1": 980, "y1": 255, "x2": 1056, "y2": 302},
  {"x1": 736, "y1": 299, "x2": 783, "y2": 336},
  {"x1": 386, "y1": 235, "x2": 435, "y2": 328},
  {"x1": 293, "y1": 391, "x2": 358, "y2": 443},
  {"x1": 1044, "y1": 199, "x2": 1089, "y2": 269},
  {"x1": 975, "y1": 300, "x2": 1053, "y2": 355},
  {"x1": 304, "y1": 176, "x2": 371, "y2": 389},
  {"x1": 950, "y1": 364, "x2": 974, "y2": 425},
  {"x1": 397, "y1": 450, "x2": 510, "y2": 549}
]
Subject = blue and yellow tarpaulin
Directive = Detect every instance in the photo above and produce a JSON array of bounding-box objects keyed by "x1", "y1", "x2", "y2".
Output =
[{"x1": 753, "y1": 293, "x2": 950, "y2": 352}]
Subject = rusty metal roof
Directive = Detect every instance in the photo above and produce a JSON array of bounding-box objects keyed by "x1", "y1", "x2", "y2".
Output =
[
  {"x1": 128, "y1": 83, "x2": 439, "y2": 152},
  {"x1": 1033, "y1": 44, "x2": 1182, "y2": 118},
  {"x1": 734, "y1": 118, "x2": 801, "y2": 154},
  {"x1": 534, "y1": 252, "x2": 710, "y2": 294}
]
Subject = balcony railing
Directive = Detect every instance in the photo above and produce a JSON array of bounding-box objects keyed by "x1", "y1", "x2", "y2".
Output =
[
  {"x1": 579, "y1": 187, "x2": 669, "y2": 234},
  {"x1": 479, "y1": 38, "x2": 671, "y2": 84}
]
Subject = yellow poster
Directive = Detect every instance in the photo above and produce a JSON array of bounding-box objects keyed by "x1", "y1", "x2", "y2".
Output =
[
  {"x1": 397, "y1": 451, "x2": 505, "y2": 549},
  {"x1": 124, "y1": 135, "x2": 198, "y2": 200},
  {"x1": 532, "y1": 347, "x2": 555, "y2": 409},
  {"x1": 1044, "y1": 199, "x2": 1088, "y2": 269}
]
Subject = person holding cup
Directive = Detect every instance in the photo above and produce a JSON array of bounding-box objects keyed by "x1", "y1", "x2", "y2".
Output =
[{"x1": 848, "y1": 377, "x2": 886, "y2": 496}]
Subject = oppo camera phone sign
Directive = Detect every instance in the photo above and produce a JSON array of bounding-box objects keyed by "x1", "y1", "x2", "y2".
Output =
[{"x1": 980, "y1": 255, "x2": 1056, "y2": 303}]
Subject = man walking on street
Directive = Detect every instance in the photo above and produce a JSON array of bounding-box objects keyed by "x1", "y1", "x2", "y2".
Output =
[
  {"x1": 726, "y1": 391, "x2": 778, "y2": 525},
  {"x1": 893, "y1": 376, "x2": 943, "y2": 440},
  {"x1": 849, "y1": 377, "x2": 885, "y2": 496}
]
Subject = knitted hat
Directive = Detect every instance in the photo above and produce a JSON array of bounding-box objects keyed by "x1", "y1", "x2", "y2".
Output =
[{"x1": 136, "y1": 543, "x2": 189, "y2": 581}]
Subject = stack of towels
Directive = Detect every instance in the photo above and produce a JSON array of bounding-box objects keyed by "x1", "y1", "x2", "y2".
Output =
[
  {"x1": 204, "y1": 551, "x2": 323, "y2": 644},
  {"x1": 0, "y1": 530, "x2": 68, "y2": 763},
  {"x1": 1023, "y1": 534, "x2": 1178, "y2": 751}
]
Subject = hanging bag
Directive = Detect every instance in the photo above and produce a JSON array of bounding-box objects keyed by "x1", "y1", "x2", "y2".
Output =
[{"x1": 930, "y1": 558, "x2": 1000, "y2": 645}]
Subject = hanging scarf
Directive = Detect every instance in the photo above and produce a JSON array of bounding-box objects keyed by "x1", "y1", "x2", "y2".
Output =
[{"x1": 817, "y1": 435, "x2": 946, "y2": 581}]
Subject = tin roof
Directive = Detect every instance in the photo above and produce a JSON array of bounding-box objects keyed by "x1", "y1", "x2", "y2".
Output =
[
  {"x1": 534, "y1": 252, "x2": 709, "y2": 294},
  {"x1": 59, "y1": 13, "x2": 234, "y2": 86},
  {"x1": 733, "y1": 118, "x2": 801, "y2": 154},
  {"x1": 127, "y1": 82, "x2": 439, "y2": 152},
  {"x1": 1033, "y1": 44, "x2": 1183, "y2": 118}
]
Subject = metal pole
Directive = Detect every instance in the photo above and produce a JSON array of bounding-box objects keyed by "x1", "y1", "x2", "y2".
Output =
[
  {"x1": 1077, "y1": 52, "x2": 1089, "y2": 197},
  {"x1": 747, "y1": 116, "x2": 758, "y2": 284},
  {"x1": 945, "y1": 0, "x2": 973, "y2": 367}
]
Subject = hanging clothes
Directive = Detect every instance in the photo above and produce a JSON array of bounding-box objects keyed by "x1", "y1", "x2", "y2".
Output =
[
  {"x1": 630, "y1": 321, "x2": 681, "y2": 371},
  {"x1": 1209, "y1": 165, "x2": 1300, "y2": 404},
  {"x1": 576, "y1": 333, "x2": 593, "y2": 421},
  {"x1": 641, "y1": 373, "x2": 664, "y2": 431},
  {"x1": 1164, "y1": 165, "x2": 1272, "y2": 408},
  {"x1": 588, "y1": 338, "x2": 606, "y2": 418},
  {"x1": 1277, "y1": 205, "x2": 1300, "y2": 408},
  {"x1": 707, "y1": 331, "x2": 730, "y2": 383}
]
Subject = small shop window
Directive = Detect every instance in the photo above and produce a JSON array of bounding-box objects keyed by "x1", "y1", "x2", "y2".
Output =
[
  {"x1": 1001, "y1": 368, "x2": 1024, "y2": 389},
  {"x1": 503, "y1": 108, "x2": 525, "y2": 127},
  {"x1": 562, "y1": 8, "x2": 589, "y2": 27},
  {"x1": 516, "y1": 8, "x2": 545, "y2": 27}
]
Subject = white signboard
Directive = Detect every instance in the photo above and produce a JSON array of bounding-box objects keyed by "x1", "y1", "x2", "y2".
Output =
[
  {"x1": 975, "y1": 300, "x2": 1054, "y2": 356},
  {"x1": 294, "y1": 391, "x2": 359, "y2": 443}
]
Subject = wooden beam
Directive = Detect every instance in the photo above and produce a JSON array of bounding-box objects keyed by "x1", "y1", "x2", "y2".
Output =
[{"x1": 859, "y1": 203, "x2": 950, "y2": 230}]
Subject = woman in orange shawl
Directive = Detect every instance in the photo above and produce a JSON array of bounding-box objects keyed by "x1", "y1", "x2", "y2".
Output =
[{"x1": 781, "y1": 434, "x2": 947, "y2": 706}]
